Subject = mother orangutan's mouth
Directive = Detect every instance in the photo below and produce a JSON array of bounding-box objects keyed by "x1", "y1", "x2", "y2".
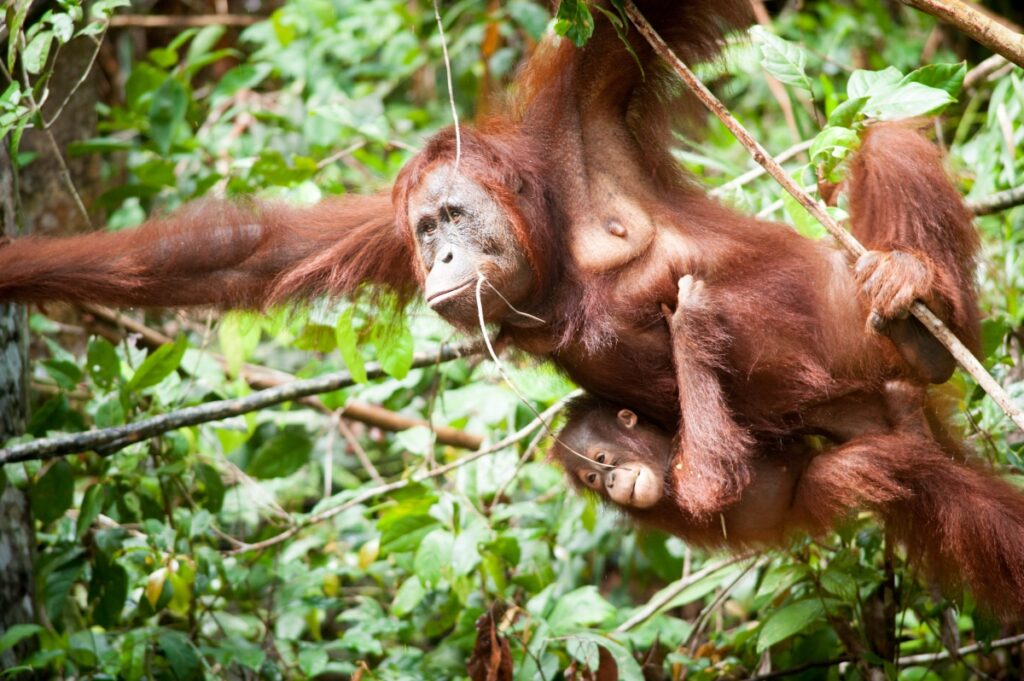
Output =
[{"x1": 426, "y1": 279, "x2": 475, "y2": 306}]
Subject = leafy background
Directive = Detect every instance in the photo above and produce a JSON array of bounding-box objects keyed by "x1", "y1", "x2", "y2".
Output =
[{"x1": 1, "y1": 0, "x2": 1023, "y2": 678}]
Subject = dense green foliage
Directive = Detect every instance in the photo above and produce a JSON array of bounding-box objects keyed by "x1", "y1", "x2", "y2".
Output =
[{"x1": 2, "y1": 0, "x2": 1023, "y2": 678}]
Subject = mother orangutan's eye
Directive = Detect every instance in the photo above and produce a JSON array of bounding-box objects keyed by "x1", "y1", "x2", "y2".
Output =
[
  {"x1": 595, "y1": 452, "x2": 606, "y2": 464},
  {"x1": 418, "y1": 218, "x2": 436, "y2": 236}
]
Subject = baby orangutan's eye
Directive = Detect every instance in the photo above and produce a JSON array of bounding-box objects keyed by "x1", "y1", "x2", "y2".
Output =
[{"x1": 585, "y1": 472, "x2": 599, "y2": 486}]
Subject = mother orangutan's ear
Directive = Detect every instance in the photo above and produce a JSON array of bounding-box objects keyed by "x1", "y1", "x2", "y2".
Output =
[{"x1": 617, "y1": 409, "x2": 637, "y2": 429}]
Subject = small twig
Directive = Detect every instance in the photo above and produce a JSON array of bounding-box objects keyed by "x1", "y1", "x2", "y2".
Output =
[
  {"x1": 0, "y1": 342, "x2": 482, "y2": 464},
  {"x1": 899, "y1": 0, "x2": 1024, "y2": 68},
  {"x1": 963, "y1": 53, "x2": 1008, "y2": 89},
  {"x1": 625, "y1": 0, "x2": 1024, "y2": 433},
  {"x1": 335, "y1": 413, "x2": 385, "y2": 485},
  {"x1": 710, "y1": 140, "x2": 813, "y2": 196},
  {"x1": 898, "y1": 632, "x2": 1024, "y2": 666},
  {"x1": 107, "y1": 15, "x2": 262, "y2": 28},
  {"x1": 225, "y1": 395, "x2": 575, "y2": 555},
  {"x1": 967, "y1": 184, "x2": 1024, "y2": 216},
  {"x1": 682, "y1": 559, "x2": 762, "y2": 652},
  {"x1": 433, "y1": 0, "x2": 461, "y2": 171},
  {"x1": 44, "y1": 27, "x2": 108, "y2": 128},
  {"x1": 743, "y1": 656, "x2": 851, "y2": 681},
  {"x1": 614, "y1": 552, "x2": 757, "y2": 633}
]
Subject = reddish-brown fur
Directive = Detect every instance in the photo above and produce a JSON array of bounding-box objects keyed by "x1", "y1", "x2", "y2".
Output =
[
  {"x1": 557, "y1": 397, "x2": 1024, "y2": 621},
  {"x1": 0, "y1": 1, "x2": 1009, "y2": 613}
]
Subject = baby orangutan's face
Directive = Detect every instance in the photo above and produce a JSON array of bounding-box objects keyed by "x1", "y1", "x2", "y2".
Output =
[{"x1": 555, "y1": 406, "x2": 666, "y2": 509}]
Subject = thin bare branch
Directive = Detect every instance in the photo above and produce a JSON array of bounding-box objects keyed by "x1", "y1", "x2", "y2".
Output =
[
  {"x1": 107, "y1": 15, "x2": 262, "y2": 28},
  {"x1": 0, "y1": 342, "x2": 482, "y2": 464},
  {"x1": 898, "y1": 632, "x2": 1024, "y2": 665},
  {"x1": 967, "y1": 184, "x2": 1024, "y2": 216},
  {"x1": 899, "y1": 0, "x2": 1024, "y2": 68},
  {"x1": 614, "y1": 552, "x2": 758, "y2": 633},
  {"x1": 625, "y1": 0, "x2": 1024, "y2": 433}
]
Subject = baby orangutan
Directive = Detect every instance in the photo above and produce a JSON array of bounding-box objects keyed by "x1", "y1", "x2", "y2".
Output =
[
  {"x1": 553, "y1": 388, "x2": 1024, "y2": 620},
  {"x1": 554, "y1": 396, "x2": 817, "y2": 547}
]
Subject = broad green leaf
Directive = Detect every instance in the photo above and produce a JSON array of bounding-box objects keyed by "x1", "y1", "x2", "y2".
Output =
[
  {"x1": 298, "y1": 647, "x2": 329, "y2": 677},
  {"x1": 508, "y1": 0, "x2": 551, "y2": 41},
  {"x1": 89, "y1": 560, "x2": 128, "y2": 627},
  {"x1": 847, "y1": 66, "x2": 903, "y2": 100},
  {"x1": 392, "y1": 576, "x2": 427, "y2": 616},
  {"x1": 751, "y1": 26, "x2": 812, "y2": 92},
  {"x1": 158, "y1": 631, "x2": 201, "y2": 681},
  {"x1": 0, "y1": 624, "x2": 42, "y2": 655},
  {"x1": 901, "y1": 62, "x2": 966, "y2": 97},
  {"x1": 246, "y1": 427, "x2": 313, "y2": 479},
  {"x1": 783, "y1": 189, "x2": 827, "y2": 240},
  {"x1": 548, "y1": 586, "x2": 616, "y2": 634},
  {"x1": 827, "y1": 96, "x2": 868, "y2": 128},
  {"x1": 148, "y1": 77, "x2": 189, "y2": 154},
  {"x1": 335, "y1": 306, "x2": 367, "y2": 383},
  {"x1": 821, "y1": 565, "x2": 859, "y2": 601},
  {"x1": 554, "y1": 0, "x2": 595, "y2": 47},
  {"x1": 127, "y1": 334, "x2": 188, "y2": 391},
  {"x1": 76, "y1": 483, "x2": 108, "y2": 540},
  {"x1": 22, "y1": 30, "x2": 53, "y2": 74},
  {"x1": 371, "y1": 318, "x2": 414, "y2": 379},
  {"x1": 42, "y1": 359, "x2": 82, "y2": 390},
  {"x1": 756, "y1": 598, "x2": 825, "y2": 652},
  {"x1": 414, "y1": 528, "x2": 454, "y2": 586},
  {"x1": 32, "y1": 459, "x2": 74, "y2": 524},
  {"x1": 568, "y1": 632, "x2": 645, "y2": 681},
  {"x1": 864, "y1": 82, "x2": 956, "y2": 120},
  {"x1": 810, "y1": 126, "x2": 860, "y2": 180},
  {"x1": 219, "y1": 311, "x2": 261, "y2": 376},
  {"x1": 86, "y1": 336, "x2": 121, "y2": 388},
  {"x1": 212, "y1": 63, "x2": 273, "y2": 103}
]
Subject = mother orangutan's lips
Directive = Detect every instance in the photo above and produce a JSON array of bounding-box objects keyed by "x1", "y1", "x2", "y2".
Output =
[{"x1": 426, "y1": 279, "x2": 475, "y2": 306}]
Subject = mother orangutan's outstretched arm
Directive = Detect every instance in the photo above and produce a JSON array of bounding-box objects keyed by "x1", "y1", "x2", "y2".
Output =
[{"x1": 0, "y1": 193, "x2": 417, "y2": 309}]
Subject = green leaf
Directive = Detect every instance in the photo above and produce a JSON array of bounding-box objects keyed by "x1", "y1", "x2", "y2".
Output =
[
  {"x1": 782, "y1": 189, "x2": 826, "y2": 240},
  {"x1": 87, "y1": 337, "x2": 121, "y2": 388},
  {"x1": 751, "y1": 26, "x2": 812, "y2": 92},
  {"x1": 219, "y1": 311, "x2": 261, "y2": 376},
  {"x1": 0, "y1": 624, "x2": 42, "y2": 655},
  {"x1": 810, "y1": 126, "x2": 860, "y2": 180},
  {"x1": 756, "y1": 598, "x2": 825, "y2": 652},
  {"x1": 158, "y1": 631, "x2": 201, "y2": 681},
  {"x1": 548, "y1": 586, "x2": 616, "y2": 634},
  {"x1": 392, "y1": 576, "x2": 427, "y2": 616},
  {"x1": 335, "y1": 306, "x2": 367, "y2": 383},
  {"x1": 847, "y1": 67, "x2": 903, "y2": 100},
  {"x1": 212, "y1": 63, "x2": 273, "y2": 103},
  {"x1": 196, "y1": 463, "x2": 226, "y2": 512},
  {"x1": 827, "y1": 96, "x2": 868, "y2": 128},
  {"x1": 42, "y1": 359, "x2": 82, "y2": 390},
  {"x1": 32, "y1": 459, "x2": 74, "y2": 524},
  {"x1": 414, "y1": 529, "x2": 454, "y2": 586},
  {"x1": 864, "y1": 82, "x2": 956, "y2": 120},
  {"x1": 185, "y1": 25, "x2": 226, "y2": 67},
  {"x1": 901, "y1": 62, "x2": 966, "y2": 97},
  {"x1": 93, "y1": 393, "x2": 126, "y2": 428},
  {"x1": 76, "y1": 483, "x2": 108, "y2": 540},
  {"x1": 127, "y1": 334, "x2": 187, "y2": 391},
  {"x1": 147, "y1": 78, "x2": 189, "y2": 155},
  {"x1": 246, "y1": 426, "x2": 313, "y2": 479},
  {"x1": 22, "y1": 30, "x2": 54, "y2": 75},
  {"x1": 821, "y1": 566, "x2": 859, "y2": 601},
  {"x1": 89, "y1": 559, "x2": 129, "y2": 627},
  {"x1": 554, "y1": 0, "x2": 595, "y2": 47},
  {"x1": 508, "y1": 0, "x2": 551, "y2": 41},
  {"x1": 371, "y1": 318, "x2": 414, "y2": 379}
]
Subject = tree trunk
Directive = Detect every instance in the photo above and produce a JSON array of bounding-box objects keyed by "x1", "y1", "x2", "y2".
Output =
[{"x1": 0, "y1": 141, "x2": 34, "y2": 670}]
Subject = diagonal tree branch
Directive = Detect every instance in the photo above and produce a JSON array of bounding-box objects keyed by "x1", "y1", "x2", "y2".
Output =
[
  {"x1": 899, "y1": 0, "x2": 1024, "y2": 68},
  {"x1": 967, "y1": 184, "x2": 1024, "y2": 216},
  {"x1": 0, "y1": 341, "x2": 482, "y2": 465},
  {"x1": 624, "y1": 0, "x2": 1024, "y2": 433}
]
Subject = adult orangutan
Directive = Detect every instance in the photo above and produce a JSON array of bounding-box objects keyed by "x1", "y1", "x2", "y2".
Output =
[
  {"x1": 0, "y1": 0, "x2": 993, "y2": 590},
  {"x1": 554, "y1": 279, "x2": 1024, "y2": 619}
]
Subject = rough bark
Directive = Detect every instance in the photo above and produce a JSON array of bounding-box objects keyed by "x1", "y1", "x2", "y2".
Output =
[{"x1": 0, "y1": 139, "x2": 34, "y2": 672}]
